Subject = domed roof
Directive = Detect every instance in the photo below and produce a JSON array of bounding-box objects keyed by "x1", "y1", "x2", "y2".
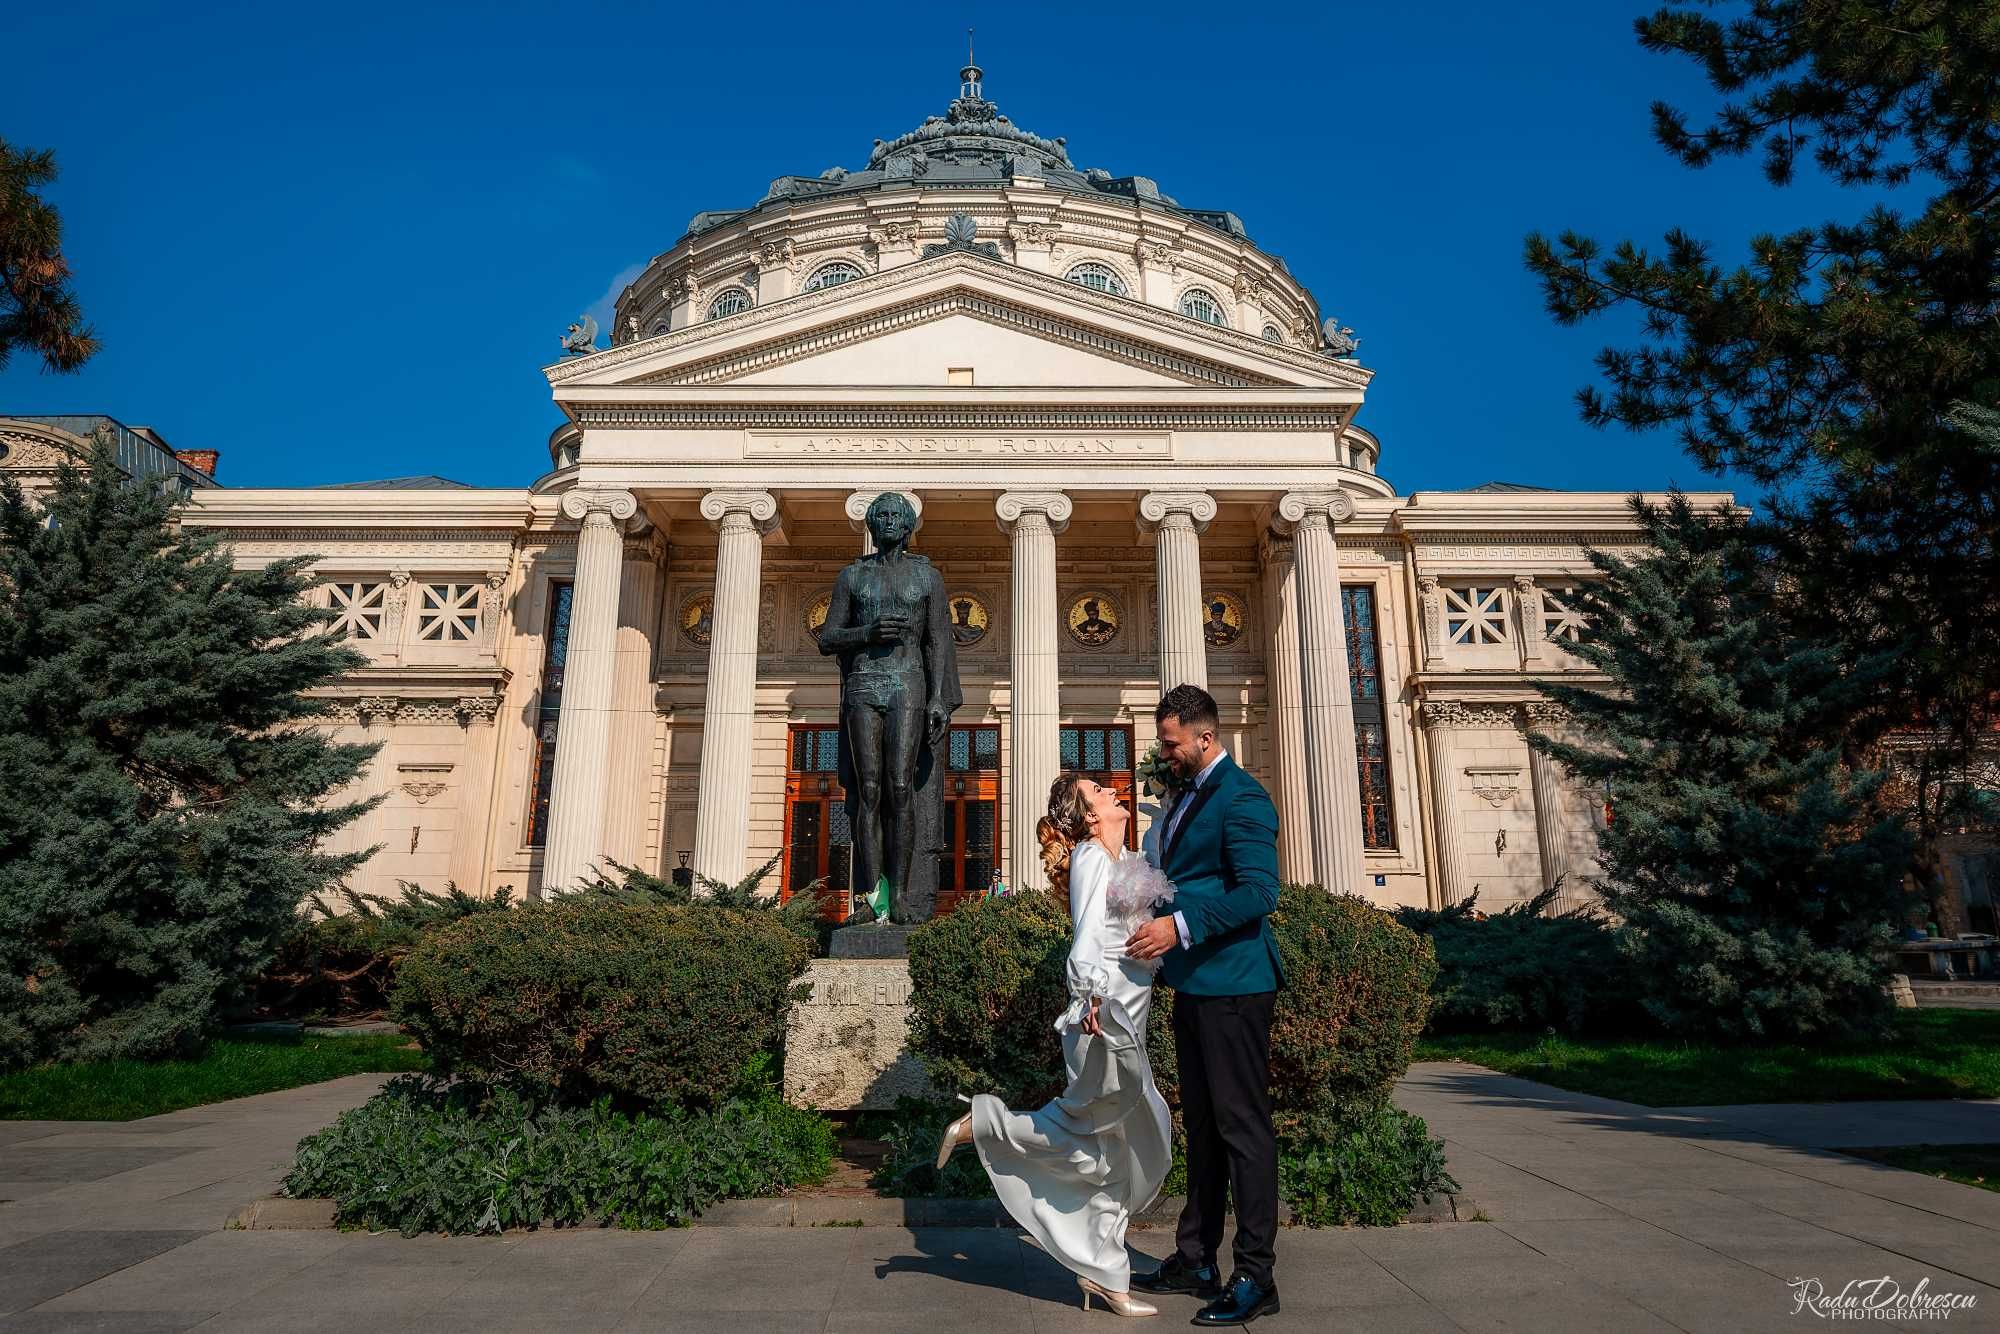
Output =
[{"x1": 679, "y1": 62, "x2": 1255, "y2": 251}]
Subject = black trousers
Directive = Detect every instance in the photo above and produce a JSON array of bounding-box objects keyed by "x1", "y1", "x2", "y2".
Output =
[{"x1": 1171, "y1": 988, "x2": 1279, "y2": 1288}]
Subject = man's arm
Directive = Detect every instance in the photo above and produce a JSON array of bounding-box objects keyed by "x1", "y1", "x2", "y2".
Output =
[{"x1": 1177, "y1": 786, "x2": 1280, "y2": 948}]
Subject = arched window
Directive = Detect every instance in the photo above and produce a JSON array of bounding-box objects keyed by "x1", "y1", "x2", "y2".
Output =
[
  {"x1": 1065, "y1": 262, "x2": 1128, "y2": 297},
  {"x1": 1262, "y1": 324, "x2": 1283, "y2": 343},
  {"x1": 706, "y1": 288, "x2": 751, "y2": 320},
  {"x1": 651, "y1": 320, "x2": 669, "y2": 335},
  {"x1": 803, "y1": 261, "x2": 864, "y2": 292},
  {"x1": 1179, "y1": 288, "x2": 1226, "y2": 326}
]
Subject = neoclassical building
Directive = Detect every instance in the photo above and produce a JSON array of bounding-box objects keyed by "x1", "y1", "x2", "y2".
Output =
[{"x1": 5, "y1": 67, "x2": 1746, "y2": 916}]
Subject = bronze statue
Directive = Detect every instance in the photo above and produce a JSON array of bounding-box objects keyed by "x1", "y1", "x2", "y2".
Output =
[{"x1": 816, "y1": 493, "x2": 963, "y2": 923}]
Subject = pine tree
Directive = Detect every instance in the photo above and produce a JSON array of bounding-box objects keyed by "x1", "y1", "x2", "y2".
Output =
[
  {"x1": 0, "y1": 438, "x2": 379, "y2": 1068},
  {"x1": 0, "y1": 138, "x2": 98, "y2": 372},
  {"x1": 1531, "y1": 494, "x2": 1912, "y2": 1039},
  {"x1": 1524, "y1": 4, "x2": 2000, "y2": 790}
]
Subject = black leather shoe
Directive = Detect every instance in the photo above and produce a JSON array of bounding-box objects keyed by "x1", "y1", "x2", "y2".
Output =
[
  {"x1": 1132, "y1": 1253, "x2": 1223, "y2": 1298},
  {"x1": 1192, "y1": 1273, "x2": 1280, "y2": 1327}
]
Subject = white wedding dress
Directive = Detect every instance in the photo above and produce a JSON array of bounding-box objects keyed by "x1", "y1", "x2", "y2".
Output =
[{"x1": 970, "y1": 840, "x2": 1175, "y2": 1292}]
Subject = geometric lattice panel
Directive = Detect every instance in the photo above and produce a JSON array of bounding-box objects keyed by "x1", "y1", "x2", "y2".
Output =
[
  {"x1": 1443, "y1": 585, "x2": 1509, "y2": 644},
  {"x1": 417, "y1": 583, "x2": 480, "y2": 642},
  {"x1": 1540, "y1": 585, "x2": 1591, "y2": 642},
  {"x1": 325, "y1": 581, "x2": 387, "y2": 640}
]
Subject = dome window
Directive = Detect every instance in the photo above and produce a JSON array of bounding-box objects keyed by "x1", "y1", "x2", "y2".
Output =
[
  {"x1": 804, "y1": 262, "x2": 864, "y2": 292},
  {"x1": 1065, "y1": 262, "x2": 1128, "y2": 297},
  {"x1": 707, "y1": 288, "x2": 752, "y2": 320},
  {"x1": 652, "y1": 320, "x2": 670, "y2": 335},
  {"x1": 1261, "y1": 324, "x2": 1283, "y2": 343},
  {"x1": 1179, "y1": 288, "x2": 1227, "y2": 327}
]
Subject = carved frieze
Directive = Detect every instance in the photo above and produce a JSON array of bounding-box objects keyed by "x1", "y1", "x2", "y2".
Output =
[
  {"x1": 1421, "y1": 700, "x2": 1520, "y2": 732},
  {"x1": 1465, "y1": 766, "x2": 1523, "y2": 807}
]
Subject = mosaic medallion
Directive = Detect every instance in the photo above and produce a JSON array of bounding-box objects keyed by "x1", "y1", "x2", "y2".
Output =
[
  {"x1": 945, "y1": 591, "x2": 990, "y2": 647},
  {"x1": 678, "y1": 592, "x2": 714, "y2": 647},
  {"x1": 1202, "y1": 591, "x2": 1246, "y2": 648},
  {"x1": 804, "y1": 591, "x2": 832, "y2": 645},
  {"x1": 1066, "y1": 592, "x2": 1121, "y2": 648}
]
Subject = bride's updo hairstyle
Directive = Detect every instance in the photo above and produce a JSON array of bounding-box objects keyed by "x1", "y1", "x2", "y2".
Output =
[{"x1": 1037, "y1": 771, "x2": 1091, "y2": 908}]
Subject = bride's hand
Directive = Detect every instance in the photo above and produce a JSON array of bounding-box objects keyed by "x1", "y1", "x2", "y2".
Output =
[{"x1": 1080, "y1": 996, "x2": 1103, "y2": 1036}]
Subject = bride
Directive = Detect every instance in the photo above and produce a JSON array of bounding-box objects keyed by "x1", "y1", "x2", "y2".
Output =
[{"x1": 935, "y1": 772, "x2": 1176, "y2": 1318}]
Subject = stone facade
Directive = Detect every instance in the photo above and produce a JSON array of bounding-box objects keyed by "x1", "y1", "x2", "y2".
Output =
[{"x1": 4, "y1": 73, "x2": 1747, "y2": 917}]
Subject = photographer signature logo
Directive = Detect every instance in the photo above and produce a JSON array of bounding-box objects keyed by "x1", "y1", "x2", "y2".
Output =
[{"x1": 1789, "y1": 1276, "x2": 1979, "y2": 1320}]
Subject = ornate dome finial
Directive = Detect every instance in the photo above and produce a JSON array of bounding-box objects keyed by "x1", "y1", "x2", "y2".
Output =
[{"x1": 961, "y1": 28, "x2": 981, "y2": 100}]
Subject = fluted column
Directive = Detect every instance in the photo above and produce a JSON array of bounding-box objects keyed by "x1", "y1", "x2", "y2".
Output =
[
  {"x1": 1139, "y1": 491, "x2": 1215, "y2": 694},
  {"x1": 601, "y1": 526, "x2": 668, "y2": 867},
  {"x1": 1525, "y1": 702, "x2": 1573, "y2": 910},
  {"x1": 1259, "y1": 531, "x2": 1313, "y2": 881},
  {"x1": 845, "y1": 489, "x2": 924, "y2": 553},
  {"x1": 542, "y1": 487, "x2": 639, "y2": 892},
  {"x1": 998, "y1": 491, "x2": 1072, "y2": 892},
  {"x1": 1421, "y1": 700, "x2": 1474, "y2": 907},
  {"x1": 691, "y1": 490, "x2": 780, "y2": 885},
  {"x1": 1275, "y1": 489, "x2": 1366, "y2": 892}
]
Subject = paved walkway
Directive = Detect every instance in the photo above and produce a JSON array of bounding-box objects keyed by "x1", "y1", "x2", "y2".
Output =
[{"x1": 1, "y1": 1064, "x2": 1997, "y2": 1331}]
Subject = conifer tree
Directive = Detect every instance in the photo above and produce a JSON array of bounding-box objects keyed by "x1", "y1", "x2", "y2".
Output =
[
  {"x1": 1531, "y1": 494, "x2": 1912, "y2": 1039},
  {"x1": 1525, "y1": 3, "x2": 2000, "y2": 783},
  {"x1": 0, "y1": 138, "x2": 98, "y2": 372},
  {"x1": 0, "y1": 438, "x2": 378, "y2": 1068}
]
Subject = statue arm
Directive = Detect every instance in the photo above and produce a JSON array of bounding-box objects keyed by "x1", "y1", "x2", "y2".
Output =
[
  {"x1": 921, "y1": 566, "x2": 962, "y2": 718},
  {"x1": 816, "y1": 569, "x2": 867, "y2": 655}
]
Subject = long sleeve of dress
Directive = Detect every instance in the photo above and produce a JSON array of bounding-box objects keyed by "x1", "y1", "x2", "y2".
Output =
[{"x1": 1055, "y1": 845, "x2": 1112, "y2": 1033}]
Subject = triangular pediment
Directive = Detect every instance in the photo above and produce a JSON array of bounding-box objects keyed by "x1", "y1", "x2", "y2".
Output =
[{"x1": 546, "y1": 250, "x2": 1369, "y2": 396}]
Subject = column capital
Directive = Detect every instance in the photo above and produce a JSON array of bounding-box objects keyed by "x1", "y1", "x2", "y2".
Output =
[
  {"x1": 1257, "y1": 529, "x2": 1295, "y2": 569},
  {"x1": 995, "y1": 490, "x2": 1073, "y2": 534},
  {"x1": 1272, "y1": 487, "x2": 1357, "y2": 532},
  {"x1": 1422, "y1": 698, "x2": 1522, "y2": 731},
  {"x1": 1524, "y1": 700, "x2": 1572, "y2": 728},
  {"x1": 699, "y1": 488, "x2": 781, "y2": 533},
  {"x1": 559, "y1": 487, "x2": 640, "y2": 526},
  {"x1": 846, "y1": 489, "x2": 924, "y2": 533},
  {"x1": 1137, "y1": 490, "x2": 1216, "y2": 535}
]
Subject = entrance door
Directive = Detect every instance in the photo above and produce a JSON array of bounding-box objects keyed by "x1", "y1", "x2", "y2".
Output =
[
  {"x1": 782, "y1": 725, "x2": 852, "y2": 920},
  {"x1": 934, "y1": 724, "x2": 1001, "y2": 914}
]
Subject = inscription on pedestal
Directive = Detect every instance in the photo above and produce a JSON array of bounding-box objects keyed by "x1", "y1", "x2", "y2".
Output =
[{"x1": 783, "y1": 958, "x2": 937, "y2": 1111}]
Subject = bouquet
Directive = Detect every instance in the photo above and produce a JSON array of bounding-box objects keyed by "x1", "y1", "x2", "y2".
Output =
[
  {"x1": 1135, "y1": 741, "x2": 1189, "y2": 800},
  {"x1": 1104, "y1": 855, "x2": 1177, "y2": 946}
]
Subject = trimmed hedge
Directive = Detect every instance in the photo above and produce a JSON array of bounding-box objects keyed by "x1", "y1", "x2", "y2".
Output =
[
  {"x1": 256, "y1": 882, "x2": 513, "y2": 1020},
  {"x1": 284, "y1": 1073, "x2": 834, "y2": 1234},
  {"x1": 904, "y1": 883, "x2": 1453, "y2": 1223},
  {"x1": 389, "y1": 899, "x2": 810, "y2": 1109}
]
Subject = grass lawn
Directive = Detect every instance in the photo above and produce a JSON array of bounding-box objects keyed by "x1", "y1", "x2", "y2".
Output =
[
  {"x1": 1840, "y1": 1144, "x2": 2000, "y2": 1193},
  {"x1": 0, "y1": 1034, "x2": 429, "y2": 1121},
  {"x1": 1415, "y1": 1008, "x2": 2000, "y2": 1107}
]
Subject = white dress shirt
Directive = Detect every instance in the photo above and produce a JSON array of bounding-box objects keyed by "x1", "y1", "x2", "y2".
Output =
[{"x1": 1161, "y1": 749, "x2": 1228, "y2": 950}]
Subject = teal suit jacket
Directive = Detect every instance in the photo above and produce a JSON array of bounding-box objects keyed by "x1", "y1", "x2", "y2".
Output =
[{"x1": 1154, "y1": 754, "x2": 1286, "y2": 996}]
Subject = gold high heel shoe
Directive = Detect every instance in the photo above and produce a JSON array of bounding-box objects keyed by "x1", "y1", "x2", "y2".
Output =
[
  {"x1": 1078, "y1": 1277, "x2": 1157, "y2": 1317},
  {"x1": 933, "y1": 1111, "x2": 973, "y2": 1170}
]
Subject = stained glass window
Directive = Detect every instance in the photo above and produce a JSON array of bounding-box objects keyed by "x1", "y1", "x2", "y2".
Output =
[
  {"x1": 1057, "y1": 725, "x2": 1139, "y2": 849},
  {"x1": 1344, "y1": 585, "x2": 1395, "y2": 850},
  {"x1": 525, "y1": 582, "x2": 573, "y2": 847}
]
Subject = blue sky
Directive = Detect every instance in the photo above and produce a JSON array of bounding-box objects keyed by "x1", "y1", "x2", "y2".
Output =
[{"x1": 2, "y1": 2, "x2": 1880, "y2": 496}]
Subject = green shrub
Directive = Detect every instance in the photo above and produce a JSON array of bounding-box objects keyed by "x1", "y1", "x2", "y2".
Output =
[
  {"x1": 389, "y1": 898, "x2": 810, "y2": 1109},
  {"x1": 284, "y1": 1074, "x2": 835, "y2": 1234},
  {"x1": 1395, "y1": 881, "x2": 1642, "y2": 1036},
  {"x1": 858, "y1": 1097, "x2": 998, "y2": 1199},
  {"x1": 904, "y1": 883, "x2": 1449, "y2": 1222},
  {"x1": 1280, "y1": 1104, "x2": 1458, "y2": 1227},
  {"x1": 906, "y1": 891, "x2": 1073, "y2": 1106},
  {"x1": 574, "y1": 853, "x2": 824, "y2": 954},
  {"x1": 256, "y1": 882, "x2": 514, "y2": 1019}
]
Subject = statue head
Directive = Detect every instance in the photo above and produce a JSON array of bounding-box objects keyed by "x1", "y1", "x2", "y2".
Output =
[{"x1": 866, "y1": 492, "x2": 918, "y2": 552}]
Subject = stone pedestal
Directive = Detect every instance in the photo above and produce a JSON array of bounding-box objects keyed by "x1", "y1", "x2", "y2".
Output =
[
  {"x1": 784, "y1": 958, "x2": 937, "y2": 1111},
  {"x1": 828, "y1": 923, "x2": 918, "y2": 958}
]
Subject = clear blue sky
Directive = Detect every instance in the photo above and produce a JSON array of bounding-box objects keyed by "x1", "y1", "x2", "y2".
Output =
[{"x1": 2, "y1": 1, "x2": 1874, "y2": 496}]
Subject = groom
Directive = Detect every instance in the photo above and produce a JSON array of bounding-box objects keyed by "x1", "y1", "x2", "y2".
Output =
[{"x1": 1126, "y1": 684, "x2": 1283, "y2": 1327}]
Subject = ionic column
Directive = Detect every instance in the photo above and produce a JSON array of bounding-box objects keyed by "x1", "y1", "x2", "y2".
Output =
[
  {"x1": 1420, "y1": 700, "x2": 1474, "y2": 906},
  {"x1": 1525, "y1": 702, "x2": 1573, "y2": 910},
  {"x1": 845, "y1": 489, "x2": 924, "y2": 553},
  {"x1": 1139, "y1": 491, "x2": 1215, "y2": 694},
  {"x1": 541, "y1": 488, "x2": 639, "y2": 892},
  {"x1": 601, "y1": 526, "x2": 668, "y2": 868},
  {"x1": 691, "y1": 490, "x2": 780, "y2": 885},
  {"x1": 1259, "y1": 531, "x2": 1313, "y2": 881},
  {"x1": 997, "y1": 491, "x2": 1072, "y2": 892},
  {"x1": 1275, "y1": 489, "x2": 1366, "y2": 892}
]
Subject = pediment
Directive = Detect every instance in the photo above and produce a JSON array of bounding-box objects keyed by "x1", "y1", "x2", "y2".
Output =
[{"x1": 546, "y1": 250, "x2": 1369, "y2": 395}]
